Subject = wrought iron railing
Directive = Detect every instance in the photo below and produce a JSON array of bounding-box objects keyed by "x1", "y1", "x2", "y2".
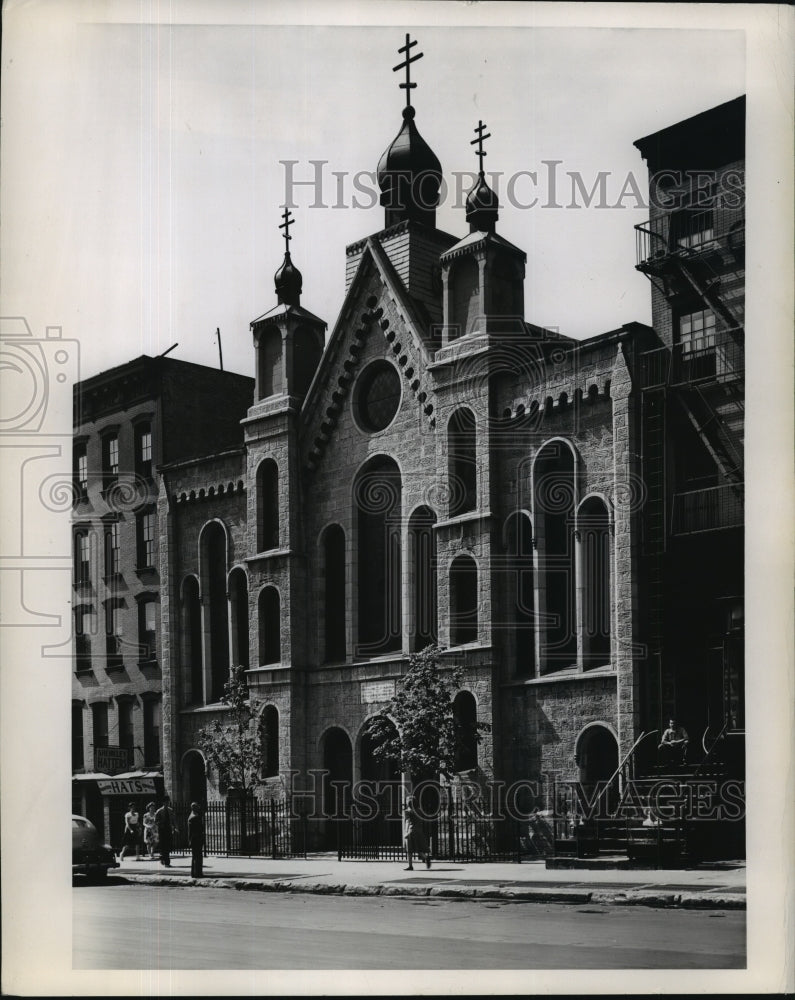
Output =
[{"x1": 169, "y1": 798, "x2": 308, "y2": 859}]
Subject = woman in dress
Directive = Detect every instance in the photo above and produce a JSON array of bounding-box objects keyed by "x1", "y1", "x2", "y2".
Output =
[
  {"x1": 142, "y1": 801, "x2": 158, "y2": 859},
  {"x1": 119, "y1": 801, "x2": 142, "y2": 862},
  {"x1": 403, "y1": 795, "x2": 431, "y2": 871}
]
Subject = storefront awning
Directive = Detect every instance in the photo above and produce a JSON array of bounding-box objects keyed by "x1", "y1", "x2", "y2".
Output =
[{"x1": 72, "y1": 772, "x2": 112, "y2": 781}]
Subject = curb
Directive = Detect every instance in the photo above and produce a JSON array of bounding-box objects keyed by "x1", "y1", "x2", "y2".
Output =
[{"x1": 117, "y1": 874, "x2": 745, "y2": 910}]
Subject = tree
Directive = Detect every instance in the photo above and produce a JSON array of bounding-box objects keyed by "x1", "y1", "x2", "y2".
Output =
[
  {"x1": 364, "y1": 644, "x2": 490, "y2": 788},
  {"x1": 196, "y1": 665, "x2": 267, "y2": 796}
]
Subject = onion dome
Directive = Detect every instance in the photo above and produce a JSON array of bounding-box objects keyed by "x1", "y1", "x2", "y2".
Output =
[
  {"x1": 466, "y1": 171, "x2": 499, "y2": 233},
  {"x1": 377, "y1": 105, "x2": 442, "y2": 229},
  {"x1": 274, "y1": 250, "x2": 302, "y2": 306}
]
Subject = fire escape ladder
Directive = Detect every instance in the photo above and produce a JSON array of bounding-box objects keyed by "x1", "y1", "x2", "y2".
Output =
[
  {"x1": 670, "y1": 387, "x2": 744, "y2": 491},
  {"x1": 675, "y1": 256, "x2": 745, "y2": 344}
]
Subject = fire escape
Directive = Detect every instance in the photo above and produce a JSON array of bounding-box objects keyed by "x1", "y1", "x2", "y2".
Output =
[{"x1": 634, "y1": 202, "x2": 745, "y2": 741}]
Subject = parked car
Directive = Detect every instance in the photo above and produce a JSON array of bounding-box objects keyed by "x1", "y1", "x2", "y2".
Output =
[{"x1": 72, "y1": 814, "x2": 119, "y2": 882}]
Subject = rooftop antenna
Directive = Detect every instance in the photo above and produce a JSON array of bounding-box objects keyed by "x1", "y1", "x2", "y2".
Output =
[
  {"x1": 215, "y1": 327, "x2": 224, "y2": 371},
  {"x1": 157, "y1": 342, "x2": 179, "y2": 358}
]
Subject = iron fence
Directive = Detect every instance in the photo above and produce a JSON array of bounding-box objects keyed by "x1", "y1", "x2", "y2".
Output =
[{"x1": 169, "y1": 798, "x2": 307, "y2": 858}]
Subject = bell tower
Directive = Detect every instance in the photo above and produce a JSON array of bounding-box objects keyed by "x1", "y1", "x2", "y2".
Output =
[{"x1": 438, "y1": 122, "x2": 526, "y2": 347}]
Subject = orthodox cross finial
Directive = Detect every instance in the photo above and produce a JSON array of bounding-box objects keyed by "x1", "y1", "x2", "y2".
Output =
[
  {"x1": 393, "y1": 33, "x2": 423, "y2": 108},
  {"x1": 279, "y1": 206, "x2": 294, "y2": 253},
  {"x1": 471, "y1": 120, "x2": 491, "y2": 175}
]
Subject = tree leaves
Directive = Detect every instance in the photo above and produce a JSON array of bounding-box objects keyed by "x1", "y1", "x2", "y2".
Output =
[{"x1": 196, "y1": 665, "x2": 268, "y2": 794}]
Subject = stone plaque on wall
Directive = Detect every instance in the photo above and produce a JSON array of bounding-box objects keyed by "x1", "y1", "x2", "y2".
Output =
[{"x1": 360, "y1": 679, "x2": 395, "y2": 704}]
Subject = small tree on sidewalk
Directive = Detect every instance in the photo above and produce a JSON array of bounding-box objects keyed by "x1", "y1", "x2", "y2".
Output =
[
  {"x1": 364, "y1": 644, "x2": 490, "y2": 794},
  {"x1": 196, "y1": 665, "x2": 268, "y2": 798}
]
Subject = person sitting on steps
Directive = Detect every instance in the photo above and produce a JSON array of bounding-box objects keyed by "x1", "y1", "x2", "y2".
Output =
[{"x1": 658, "y1": 718, "x2": 689, "y2": 766}]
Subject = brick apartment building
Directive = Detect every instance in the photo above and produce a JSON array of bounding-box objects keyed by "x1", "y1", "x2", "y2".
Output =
[
  {"x1": 71, "y1": 355, "x2": 252, "y2": 841},
  {"x1": 72, "y1": 64, "x2": 745, "y2": 854}
]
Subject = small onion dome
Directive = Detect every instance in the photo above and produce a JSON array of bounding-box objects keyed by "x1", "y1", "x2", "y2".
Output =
[
  {"x1": 465, "y1": 171, "x2": 499, "y2": 233},
  {"x1": 377, "y1": 105, "x2": 442, "y2": 227},
  {"x1": 274, "y1": 250, "x2": 302, "y2": 306}
]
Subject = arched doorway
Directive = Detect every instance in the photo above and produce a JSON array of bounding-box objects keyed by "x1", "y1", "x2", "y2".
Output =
[
  {"x1": 576, "y1": 725, "x2": 619, "y2": 813},
  {"x1": 360, "y1": 717, "x2": 402, "y2": 845},
  {"x1": 321, "y1": 727, "x2": 353, "y2": 848},
  {"x1": 182, "y1": 750, "x2": 207, "y2": 806}
]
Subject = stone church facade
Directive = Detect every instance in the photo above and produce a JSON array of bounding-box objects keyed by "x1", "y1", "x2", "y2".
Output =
[{"x1": 129, "y1": 69, "x2": 743, "y2": 831}]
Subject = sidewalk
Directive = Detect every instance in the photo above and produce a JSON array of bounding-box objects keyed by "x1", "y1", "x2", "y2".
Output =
[{"x1": 112, "y1": 853, "x2": 746, "y2": 909}]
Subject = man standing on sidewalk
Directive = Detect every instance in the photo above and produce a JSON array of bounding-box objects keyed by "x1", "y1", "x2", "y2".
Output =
[
  {"x1": 188, "y1": 802, "x2": 204, "y2": 879},
  {"x1": 155, "y1": 795, "x2": 174, "y2": 867}
]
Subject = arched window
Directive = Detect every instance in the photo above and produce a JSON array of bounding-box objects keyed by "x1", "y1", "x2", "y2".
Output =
[
  {"x1": 200, "y1": 522, "x2": 229, "y2": 702},
  {"x1": 258, "y1": 327, "x2": 283, "y2": 400},
  {"x1": 258, "y1": 587, "x2": 281, "y2": 665},
  {"x1": 579, "y1": 497, "x2": 611, "y2": 668},
  {"x1": 257, "y1": 459, "x2": 279, "y2": 552},
  {"x1": 448, "y1": 409, "x2": 477, "y2": 517},
  {"x1": 534, "y1": 442, "x2": 576, "y2": 672},
  {"x1": 182, "y1": 750, "x2": 207, "y2": 806},
  {"x1": 409, "y1": 506, "x2": 437, "y2": 650},
  {"x1": 450, "y1": 555, "x2": 478, "y2": 646},
  {"x1": 262, "y1": 705, "x2": 279, "y2": 777},
  {"x1": 355, "y1": 456, "x2": 402, "y2": 657},
  {"x1": 228, "y1": 568, "x2": 250, "y2": 670},
  {"x1": 323, "y1": 525, "x2": 346, "y2": 662},
  {"x1": 182, "y1": 576, "x2": 203, "y2": 705},
  {"x1": 505, "y1": 512, "x2": 535, "y2": 675},
  {"x1": 453, "y1": 691, "x2": 478, "y2": 772}
]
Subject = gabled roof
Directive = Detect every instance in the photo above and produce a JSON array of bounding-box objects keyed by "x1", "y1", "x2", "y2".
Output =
[{"x1": 440, "y1": 229, "x2": 527, "y2": 263}]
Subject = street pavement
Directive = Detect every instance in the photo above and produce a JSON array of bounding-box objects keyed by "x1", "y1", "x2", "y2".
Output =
[
  {"x1": 105, "y1": 852, "x2": 746, "y2": 909},
  {"x1": 73, "y1": 883, "x2": 746, "y2": 969}
]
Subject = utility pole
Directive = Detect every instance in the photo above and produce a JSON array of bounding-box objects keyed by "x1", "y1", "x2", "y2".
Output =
[{"x1": 215, "y1": 327, "x2": 224, "y2": 371}]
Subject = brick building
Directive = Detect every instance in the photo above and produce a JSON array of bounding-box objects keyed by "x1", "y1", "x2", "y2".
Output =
[
  {"x1": 71, "y1": 355, "x2": 253, "y2": 841},
  {"x1": 74, "y1": 59, "x2": 745, "y2": 855}
]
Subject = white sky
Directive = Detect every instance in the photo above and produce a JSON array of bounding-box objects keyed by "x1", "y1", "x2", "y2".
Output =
[{"x1": 2, "y1": 5, "x2": 745, "y2": 380}]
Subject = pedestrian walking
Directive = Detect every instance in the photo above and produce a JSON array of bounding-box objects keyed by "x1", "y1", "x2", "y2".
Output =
[
  {"x1": 154, "y1": 794, "x2": 174, "y2": 867},
  {"x1": 403, "y1": 794, "x2": 431, "y2": 871},
  {"x1": 118, "y1": 801, "x2": 142, "y2": 862},
  {"x1": 187, "y1": 802, "x2": 204, "y2": 878},
  {"x1": 142, "y1": 801, "x2": 158, "y2": 859}
]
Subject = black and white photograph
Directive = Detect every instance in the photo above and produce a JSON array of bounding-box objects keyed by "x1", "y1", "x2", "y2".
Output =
[{"x1": 1, "y1": 1, "x2": 792, "y2": 995}]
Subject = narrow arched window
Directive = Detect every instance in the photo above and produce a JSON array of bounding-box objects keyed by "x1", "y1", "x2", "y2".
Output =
[
  {"x1": 355, "y1": 456, "x2": 402, "y2": 657},
  {"x1": 409, "y1": 506, "x2": 437, "y2": 650},
  {"x1": 450, "y1": 554, "x2": 478, "y2": 646},
  {"x1": 228, "y1": 568, "x2": 249, "y2": 670},
  {"x1": 262, "y1": 705, "x2": 279, "y2": 777},
  {"x1": 182, "y1": 576, "x2": 203, "y2": 705},
  {"x1": 579, "y1": 497, "x2": 611, "y2": 668},
  {"x1": 257, "y1": 459, "x2": 279, "y2": 552},
  {"x1": 448, "y1": 409, "x2": 477, "y2": 517},
  {"x1": 258, "y1": 587, "x2": 281, "y2": 665},
  {"x1": 258, "y1": 327, "x2": 283, "y2": 400},
  {"x1": 200, "y1": 522, "x2": 229, "y2": 702},
  {"x1": 323, "y1": 525, "x2": 346, "y2": 662},
  {"x1": 453, "y1": 691, "x2": 478, "y2": 772},
  {"x1": 505, "y1": 512, "x2": 535, "y2": 675},
  {"x1": 534, "y1": 442, "x2": 576, "y2": 672}
]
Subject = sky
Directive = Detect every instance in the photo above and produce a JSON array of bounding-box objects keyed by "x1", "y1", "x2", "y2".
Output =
[{"x1": 2, "y1": 4, "x2": 746, "y2": 381}]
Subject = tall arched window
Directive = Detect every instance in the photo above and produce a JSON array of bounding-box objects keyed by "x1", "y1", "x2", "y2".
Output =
[
  {"x1": 409, "y1": 506, "x2": 437, "y2": 650},
  {"x1": 450, "y1": 554, "x2": 478, "y2": 646},
  {"x1": 256, "y1": 459, "x2": 279, "y2": 552},
  {"x1": 200, "y1": 522, "x2": 229, "y2": 702},
  {"x1": 182, "y1": 576, "x2": 203, "y2": 705},
  {"x1": 323, "y1": 525, "x2": 346, "y2": 662},
  {"x1": 534, "y1": 441, "x2": 576, "y2": 672},
  {"x1": 453, "y1": 691, "x2": 478, "y2": 772},
  {"x1": 355, "y1": 456, "x2": 402, "y2": 657},
  {"x1": 579, "y1": 497, "x2": 611, "y2": 668},
  {"x1": 449, "y1": 256, "x2": 480, "y2": 339},
  {"x1": 262, "y1": 705, "x2": 280, "y2": 777},
  {"x1": 258, "y1": 587, "x2": 281, "y2": 665},
  {"x1": 448, "y1": 409, "x2": 477, "y2": 517},
  {"x1": 228, "y1": 568, "x2": 250, "y2": 670},
  {"x1": 505, "y1": 512, "x2": 535, "y2": 675}
]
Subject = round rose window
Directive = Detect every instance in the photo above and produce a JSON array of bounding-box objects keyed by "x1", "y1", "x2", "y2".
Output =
[{"x1": 354, "y1": 361, "x2": 402, "y2": 433}]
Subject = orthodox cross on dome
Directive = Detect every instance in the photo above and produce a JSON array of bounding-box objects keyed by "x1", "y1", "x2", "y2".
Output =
[
  {"x1": 471, "y1": 120, "x2": 491, "y2": 175},
  {"x1": 278, "y1": 206, "x2": 294, "y2": 253},
  {"x1": 393, "y1": 33, "x2": 423, "y2": 108}
]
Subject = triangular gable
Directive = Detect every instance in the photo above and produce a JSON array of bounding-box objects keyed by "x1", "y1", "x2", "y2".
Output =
[{"x1": 300, "y1": 237, "x2": 440, "y2": 473}]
